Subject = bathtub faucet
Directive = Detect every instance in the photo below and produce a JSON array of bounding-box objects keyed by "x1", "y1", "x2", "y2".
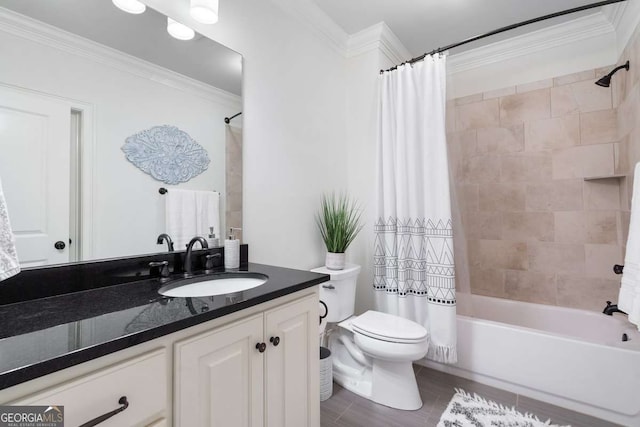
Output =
[{"x1": 603, "y1": 301, "x2": 627, "y2": 316}]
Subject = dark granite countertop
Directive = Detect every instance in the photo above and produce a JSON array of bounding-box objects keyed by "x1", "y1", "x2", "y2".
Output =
[{"x1": 0, "y1": 262, "x2": 329, "y2": 390}]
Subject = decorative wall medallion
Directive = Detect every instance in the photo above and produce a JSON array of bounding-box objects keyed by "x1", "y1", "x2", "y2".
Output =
[{"x1": 121, "y1": 125, "x2": 210, "y2": 184}]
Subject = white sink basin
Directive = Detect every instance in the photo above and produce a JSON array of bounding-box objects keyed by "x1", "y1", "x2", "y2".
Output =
[{"x1": 158, "y1": 273, "x2": 268, "y2": 297}]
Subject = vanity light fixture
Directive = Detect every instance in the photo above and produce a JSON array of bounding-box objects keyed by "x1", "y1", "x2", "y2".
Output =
[
  {"x1": 112, "y1": 0, "x2": 146, "y2": 14},
  {"x1": 191, "y1": 0, "x2": 219, "y2": 24},
  {"x1": 167, "y1": 17, "x2": 195, "y2": 41}
]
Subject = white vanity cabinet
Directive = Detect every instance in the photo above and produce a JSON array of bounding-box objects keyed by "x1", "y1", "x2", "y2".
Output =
[
  {"x1": 0, "y1": 287, "x2": 320, "y2": 427},
  {"x1": 11, "y1": 350, "x2": 168, "y2": 427},
  {"x1": 174, "y1": 294, "x2": 319, "y2": 427}
]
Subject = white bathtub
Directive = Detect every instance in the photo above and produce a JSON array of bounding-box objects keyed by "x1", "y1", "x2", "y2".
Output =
[{"x1": 420, "y1": 293, "x2": 640, "y2": 426}]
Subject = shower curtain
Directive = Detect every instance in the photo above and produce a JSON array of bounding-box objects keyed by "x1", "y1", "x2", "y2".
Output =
[{"x1": 374, "y1": 55, "x2": 457, "y2": 363}]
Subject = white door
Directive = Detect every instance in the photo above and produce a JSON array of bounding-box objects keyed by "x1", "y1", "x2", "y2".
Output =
[
  {"x1": 265, "y1": 295, "x2": 320, "y2": 427},
  {"x1": 0, "y1": 86, "x2": 70, "y2": 266},
  {"x1": 174, "y1": 314, "x2": 265, "y2": 427}
]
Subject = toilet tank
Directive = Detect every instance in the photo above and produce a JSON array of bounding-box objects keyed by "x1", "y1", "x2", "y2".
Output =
[{"x1": 312, "y1": 263, "x2": 361, "y2": 323}]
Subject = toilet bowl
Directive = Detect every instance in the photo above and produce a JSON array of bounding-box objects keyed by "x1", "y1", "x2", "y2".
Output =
[{"x1": 312, "y1": 264, "x2": 429, "y2": 410}]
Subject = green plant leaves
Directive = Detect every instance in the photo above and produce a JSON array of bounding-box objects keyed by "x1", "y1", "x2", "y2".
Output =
[{"x1": 316, "y1": 193, "x2": 364, "y2": 253}]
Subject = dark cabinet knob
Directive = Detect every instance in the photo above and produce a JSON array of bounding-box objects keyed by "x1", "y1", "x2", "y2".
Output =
[
  {"x1": 269, "y1": 336, "x2": 280, "y2": 346},
  {"x1": 614, "y1": 264, "x2": 624, "y2": 274},
  {"x1": 54, "y1": 241, "x2": 66, "y2": 250},
  {"x1": 256, "y1": 342, "x2": 266, "y2": 353}
]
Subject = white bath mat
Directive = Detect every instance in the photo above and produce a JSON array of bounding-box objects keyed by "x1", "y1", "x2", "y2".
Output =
[{"x1": 438, "y1": 389, "x2": 570, "y2": 427}]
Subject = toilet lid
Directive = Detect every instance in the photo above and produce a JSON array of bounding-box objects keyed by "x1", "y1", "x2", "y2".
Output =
[{"x1": 351, "y1": 311, "x2": 428, "y2": 343}]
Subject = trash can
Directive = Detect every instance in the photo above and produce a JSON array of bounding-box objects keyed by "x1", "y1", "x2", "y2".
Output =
[{"x1": 319, "y1": 346, "x2": 333, "y2": 401}]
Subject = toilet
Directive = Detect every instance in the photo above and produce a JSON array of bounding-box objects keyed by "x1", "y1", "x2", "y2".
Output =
[{"x1": 312, "y1": 264, "x2": 429, "y2": 410}]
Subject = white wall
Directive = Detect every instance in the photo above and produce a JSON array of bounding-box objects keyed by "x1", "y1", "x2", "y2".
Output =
[
  {"x1": 0, "y1": 28, "x2": 239, "y2": 259},
  {"x1": 146, "y1": 0, "x2": 349, "y2": 270}
]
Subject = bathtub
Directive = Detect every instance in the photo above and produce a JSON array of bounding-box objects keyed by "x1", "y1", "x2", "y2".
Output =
[{"x1": 420, "y1": 293, "x2": 640, "y2": 426}]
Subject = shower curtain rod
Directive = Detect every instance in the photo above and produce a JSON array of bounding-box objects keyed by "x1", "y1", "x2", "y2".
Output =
[{"x1": 381, "y1": 0, "x2": 627, "y2": 74}]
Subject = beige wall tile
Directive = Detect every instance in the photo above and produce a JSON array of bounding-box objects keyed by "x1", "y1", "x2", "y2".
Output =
[
  {"x1": 460, "y1": 154, "x2": 501, "y2": 183},
  {"x1": 501, "y1": 152, "x2": 552, "y2": 182},
  {"x1": 552, "y1": 144, "x2": 615, "y2": 179},
  {"x1": 585, "y1": 211, "x2": 618, "y2": 244},
  {"x1": 456, "y1": 184, "x2": 479, "y2": 211},
  {"x1": 617, "y1": 84, "x2": 639, "y2": 139},
  {"x1": 500, "y1": 89, "x2": 551, "y2": 126},
  {"x1": 583, "y1": 179, "x2": 621, "y2": 211},
  {"x1": 526, "y1": 180, "x2": 583, "y2": 211},
  {"x1": 476, "y1": 125, "x2": 524, "y2": 153},
  {"x1": 483, "y1": 86, "x2": 516, "y2": 100},
  {"x1": 551, "y1": 81, "x2": 612, "y2": 117},
  {"x1": 585, "y1": 244, "x2": 623, "y2": 279},
  {"x1": 580, "y1": 109, "x2": 618, "y2": 145},
  {"x1": 470, "y1": 267, "x2": 505, "y2": 297},
  {"x1": 553, "y1": 70, "x2": 596, "y2": 86},
  {"x1": 525, "y1": 115, "x2": 580, "y2": 151},
  {"x1": 468, "y1": 239, "x2": 529, "y2": 270},
  {"x1": 456, "y1": 99, "x2": 500, "y2": 131},
  {"x1": 448, "y1": 130, "x2": 477, "y2": 159},
  {"x1": 619, "y1": 211, "x2": 631, "y2": 249},
  {"x1": 614, "y1": 138, "x2": 631, "y2": 175},
  {"x1": 502, "y1": 212, "x2": 554, "y2": 242},
  {"x1": 504, "y1": 270, "x2": 557, "y2": 304},
  {"x1": 557, "y1": 274, "x2": 620, "y2": 311},
  {"x1": 528, "y1": 242, "x2": 584, "y2": 273},
  {"x1": 554, "y1": 212, "x2": 585, "y2": 244},
  {"x1": 455, "y1": 93, "x2": 483, "y2": 106},
  {"x1": 516, "y1": 79, "x2": 553, "y2": 93},
  {"x1": 478, "y1": 183, "x2": 526, "y2": 211},
  {"x1": 464, "y1": 212, "x2": 502, "y2": 240}
]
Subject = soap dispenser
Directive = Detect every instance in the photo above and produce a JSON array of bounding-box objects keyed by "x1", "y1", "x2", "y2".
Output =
[
  {"x1": 224, "y1": 227, "x2": 241, "y2": 269},
  {"x1": 208, "y1": 226, "x2": 219, "y2": 247}
]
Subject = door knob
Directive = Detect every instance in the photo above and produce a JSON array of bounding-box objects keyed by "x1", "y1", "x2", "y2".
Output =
[
  {"x1": 54, "y1": 241, "x2": 66, "y2": 250},
  {"x1": 255, "y1": 342, "x2": 266, "y2": 353},
  {"x1": 269, "y1": 336, "x2": 280, "y2": 346}
]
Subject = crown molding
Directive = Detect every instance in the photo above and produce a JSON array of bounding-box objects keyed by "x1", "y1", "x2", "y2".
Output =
[
  {"x1": 0, "y1": 7, "x2": 241, "y2": 108},
  {"x1": 270, "y1": 0, "x2": 349, "y2": 57},
  {"x1": 606, "y1": 1, "x2": 640, "y2": 56},
  {"x1": 347, "y1": 22, "x2": 411, "y2": 63},
  {"x1": 447, "y1": 12, "x2": 615, "y2": 74}
]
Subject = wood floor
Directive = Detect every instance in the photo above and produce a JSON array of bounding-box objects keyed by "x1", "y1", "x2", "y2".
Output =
[{"x1": 320, "y1": 365, "x2": 621, "y2": 427}]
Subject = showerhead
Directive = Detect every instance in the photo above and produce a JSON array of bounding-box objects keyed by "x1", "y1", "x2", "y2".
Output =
[{"x1": 595, "y1": 61, "x2": 630, "y2": 87}]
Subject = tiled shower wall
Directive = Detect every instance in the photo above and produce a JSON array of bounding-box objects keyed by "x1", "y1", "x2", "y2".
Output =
[{"x1": 447, "y1": 31, "x2": 640, "y2": 311}]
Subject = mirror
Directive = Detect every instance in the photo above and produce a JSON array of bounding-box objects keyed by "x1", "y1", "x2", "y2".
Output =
[{"x1": 0, "y1": 0, "x2": 243, "y2": 267}]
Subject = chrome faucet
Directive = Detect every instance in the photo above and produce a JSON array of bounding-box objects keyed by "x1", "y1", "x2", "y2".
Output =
[
  {"x1": 157, "y1": 233, "x2": 175, "y2": 252},
  {"x1": 184, "y1": 236, "x2": 208, "y2": 275}
]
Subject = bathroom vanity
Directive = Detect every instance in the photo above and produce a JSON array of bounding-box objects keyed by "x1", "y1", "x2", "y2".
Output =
[{"x1": 0, "y1": 253, "x2": 328, "y2": 427}]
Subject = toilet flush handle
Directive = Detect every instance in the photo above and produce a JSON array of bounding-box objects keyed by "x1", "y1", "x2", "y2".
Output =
[{"x1": 322, "y1": 284, "x2": 335, "y2": 290}]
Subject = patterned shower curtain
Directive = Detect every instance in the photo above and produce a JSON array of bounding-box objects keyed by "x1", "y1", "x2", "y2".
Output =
[{"x1": 374, "y1": 54, "x2": 457, "y2": 363}]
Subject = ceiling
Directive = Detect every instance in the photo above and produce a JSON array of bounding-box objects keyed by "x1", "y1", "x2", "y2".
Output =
[
  {"x1": 312, "y1": 0, "x2": 615, "y2": 56},
  {"x1": 0, "y1": 0, "x2": 242, "y2": 95}
]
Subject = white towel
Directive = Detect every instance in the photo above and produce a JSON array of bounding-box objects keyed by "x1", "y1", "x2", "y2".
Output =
[
  {"x1": 0, "y1": 177, "x2": 20, "y2": 281},
  {"x1": 165, "y1": 189, "x2": 220, "y2": 250},
  {"x1": 619, "y1": 163, "x2": 640, "y2": 329}
]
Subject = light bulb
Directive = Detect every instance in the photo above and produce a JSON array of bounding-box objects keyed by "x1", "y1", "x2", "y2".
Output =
[
  {"x1": 190, "y1": 0, "x2": 219, "y2": 24},
  {"x1": 167, "y1": 17, "x2": 195, "y2": 41},
  {"x1": 112, "y1": 0, "x2": 146, "y2": 14}
]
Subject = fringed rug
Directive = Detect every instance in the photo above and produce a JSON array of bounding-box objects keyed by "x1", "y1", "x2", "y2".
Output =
[{"x1": 438, "y1": 389, "x2": 570, "y2": 427}]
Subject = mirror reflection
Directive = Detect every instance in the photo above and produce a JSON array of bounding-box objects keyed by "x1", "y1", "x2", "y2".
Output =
[{"x1": 0, "y1": 0, "x2": 243, "y2": 267}]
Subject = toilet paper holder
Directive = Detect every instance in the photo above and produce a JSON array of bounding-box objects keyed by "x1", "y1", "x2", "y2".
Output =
[{"x1": 319, "y1": 300, "x2": 328, "y2": 325}]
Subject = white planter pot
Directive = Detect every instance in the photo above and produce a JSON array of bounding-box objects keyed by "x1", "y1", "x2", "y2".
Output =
[{"x1": 325, "y1": 252, "x2": 345, "y2": 270}]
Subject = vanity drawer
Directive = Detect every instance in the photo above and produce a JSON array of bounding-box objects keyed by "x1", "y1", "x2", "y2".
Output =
[{"x1": 13, "y1": 349, "x2": 167, "y2": 427}]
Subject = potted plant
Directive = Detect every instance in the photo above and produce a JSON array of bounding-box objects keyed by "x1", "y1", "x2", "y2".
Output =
[{"x1": 316, "y1": 193, "x2": 364, "y2": 270}]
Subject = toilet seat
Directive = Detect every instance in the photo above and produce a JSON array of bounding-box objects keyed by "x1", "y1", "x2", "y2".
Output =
[{"x1": 351, "y1": 311, "x2": 428, "y2": 344}]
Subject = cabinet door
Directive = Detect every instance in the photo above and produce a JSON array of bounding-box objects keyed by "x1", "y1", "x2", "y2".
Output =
[
  {"x1": 175, "y1": 314, "x2": 264, "y2": 427},
  {"x1": 264, "y1": 295, "x2": 319, "y2": 427}
]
